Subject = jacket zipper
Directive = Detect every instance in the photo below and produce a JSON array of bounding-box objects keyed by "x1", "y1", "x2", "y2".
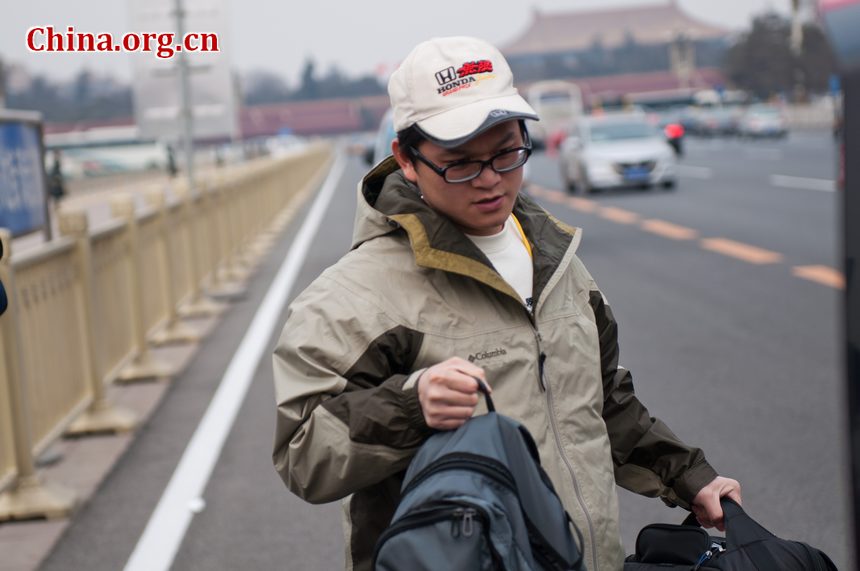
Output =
[{"x1": 530, "y1": 316, "x2": 599, "y2": 571}]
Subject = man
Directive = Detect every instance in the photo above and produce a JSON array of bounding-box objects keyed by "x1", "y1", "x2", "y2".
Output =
[
  {"x1": 47, "y1": 150, "x2": 66, "y2": 205},
  {"x1": 272, "y1": 36, "x2": 740, "y2": 571}
]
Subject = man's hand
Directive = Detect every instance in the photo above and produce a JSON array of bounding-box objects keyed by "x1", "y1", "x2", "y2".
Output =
[
  {"x1": 417, "y1": 357, "x2": 489, "y2": 430},
  {"x1": 691, "y1": 476, "x2": 742, "y2": 531}
]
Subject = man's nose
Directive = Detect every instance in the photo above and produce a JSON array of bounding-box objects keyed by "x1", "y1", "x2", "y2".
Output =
[{"x1": 471, "y1": 164, "x2": 501, "y2": 188}]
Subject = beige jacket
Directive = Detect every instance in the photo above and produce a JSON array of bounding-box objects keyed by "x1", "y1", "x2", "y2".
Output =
[{"x1": 273, "y1": 158, "x2": 718, "y2": 570}]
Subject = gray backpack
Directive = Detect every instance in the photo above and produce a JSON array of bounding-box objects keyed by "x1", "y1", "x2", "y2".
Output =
[{"x1": 373, "y1": 384, "x2": 585, "y2": 570}]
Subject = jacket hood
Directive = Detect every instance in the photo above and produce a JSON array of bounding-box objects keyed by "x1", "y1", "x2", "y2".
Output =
[
  {"x1": 353, "y1": 156, "x2": 583, "y2": 304},
  {"x1": 352, "y1": 156, "x2": 416, "y2": 249}
]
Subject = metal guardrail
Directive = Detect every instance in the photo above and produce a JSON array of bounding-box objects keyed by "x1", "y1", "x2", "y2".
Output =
[{"x1": 0, "y1": 143, "x2": 332, "y2": 520}]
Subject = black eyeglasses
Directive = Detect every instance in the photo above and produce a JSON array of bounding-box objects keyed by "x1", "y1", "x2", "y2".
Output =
[{"x1": 409, "y1": 131, "x2": 532, "y2": 184}]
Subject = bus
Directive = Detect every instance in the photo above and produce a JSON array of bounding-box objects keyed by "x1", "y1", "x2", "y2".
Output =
[{"x1": 526, "y1": 80, "x2": 584, "y2": 150}]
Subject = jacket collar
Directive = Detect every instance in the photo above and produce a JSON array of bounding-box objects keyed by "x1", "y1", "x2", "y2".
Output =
[{"x1": 355, "y1": 157, "x2": 581, "y2": 304}]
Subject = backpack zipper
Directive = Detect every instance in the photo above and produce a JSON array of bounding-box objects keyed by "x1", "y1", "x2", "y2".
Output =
[
  {"x1": 401, "y1": 452, "x2": 517, "y2": 497},
  {"x1": 372, "y1": 502, "x2": 498, "y2": 567}
]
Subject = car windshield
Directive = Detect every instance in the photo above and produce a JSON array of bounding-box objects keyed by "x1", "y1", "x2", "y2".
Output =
[{"x1": 588, "y1": 121, "x2": 657, "y2": 143}]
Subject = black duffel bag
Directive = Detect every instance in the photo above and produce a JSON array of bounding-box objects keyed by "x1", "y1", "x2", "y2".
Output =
[{"x1": 625, "y1": 498, "x2": 838, "y2": 570}]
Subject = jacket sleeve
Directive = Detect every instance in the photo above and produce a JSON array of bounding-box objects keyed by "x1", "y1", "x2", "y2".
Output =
[
  {"x1": 589, "y1": 290, "x2": 718, "y2": 510},
  {"x1": 272, "y1": 274, "x2": 432, "y2": 504}
]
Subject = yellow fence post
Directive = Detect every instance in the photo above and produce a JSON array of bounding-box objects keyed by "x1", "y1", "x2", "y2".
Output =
[
  {"x1": 58, "y1": 211, "x2": 138, "y2": 434},
  {"x1": 145, "y1": 190, "x2": 201, "y2": 346},
  {"x1": 110, "y1": 197, "x2": 172, "y2": 383},
  {"x1": 217, "y1": 178, "x2": 249, "y2": 283},
  {"x1": 174, "y1": 185, "x2": 223, "y2": 318},
  {"x1": 0, "y1": 230, "x2": 76, "y2": 521},
  {"x1": 196, "y1": 178, "x2": 219, "y2": 290},
  {"x1": 204, "y1": 178, "x2": 245, "y2": 299}
]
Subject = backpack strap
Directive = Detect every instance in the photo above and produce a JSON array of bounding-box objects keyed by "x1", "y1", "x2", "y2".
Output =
[
  {"x1": 721, "y1": 498, "x2": 775, "y2": 546},
  {"x1": 721, "y1": 498, "x2": 783, "y2": 570},
  {"x1": 681, "y1": 511, "x2": 700, "y2": 527}
]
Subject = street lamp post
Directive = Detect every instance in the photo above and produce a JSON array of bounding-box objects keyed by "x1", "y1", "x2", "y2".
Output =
[{"x1": 174, "y1": 0, "x2": 195, "y2": 192}]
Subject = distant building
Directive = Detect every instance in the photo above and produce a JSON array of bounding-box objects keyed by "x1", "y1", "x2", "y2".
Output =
[{"x1": 502, "y1": 1, "x2": 731, "y2": 99}]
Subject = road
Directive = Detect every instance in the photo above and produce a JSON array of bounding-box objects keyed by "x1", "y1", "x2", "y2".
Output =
[{"x1": 41, "y1": 130, "x2": 848, "y2": 570}]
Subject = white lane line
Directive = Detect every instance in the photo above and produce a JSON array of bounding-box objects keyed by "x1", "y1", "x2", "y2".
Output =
[
  {"x1": 677, "y1": 165, "x2": 714, "y2": 179},
  {"x1": 124, "y1": 154, "x2": 347, "y2": 571},
  {"x1": 769, "y1": 174, "x2": 836, "y2": 192}
]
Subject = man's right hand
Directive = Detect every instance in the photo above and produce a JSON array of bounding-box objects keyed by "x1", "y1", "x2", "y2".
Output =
[{"x1": 416, "y1": 357, "x2": 489, "y2": 430}]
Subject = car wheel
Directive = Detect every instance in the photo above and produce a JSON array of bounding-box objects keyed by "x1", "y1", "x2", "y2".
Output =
[
  {"x1": 581, "y1": 172, "x2": 595, "y2": 194},
  {"x1": 661, "y1": 179, "x2": 677, "y2": 191}
]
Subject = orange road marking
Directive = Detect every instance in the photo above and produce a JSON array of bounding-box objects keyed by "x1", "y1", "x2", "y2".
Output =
[
  {"x1": 792, "y1": 265, "x2": 845, "y2": 289},
  {"x1": 567, "y1": 197, "x2": 598, "y2": 212},
  {"x1": 598, "y1": 206, "x2": 639, "y2": 224},
  {"x1": 640, "y1": 219, "x2": 698, "y2": 240},
  {"x1": 544, "y1": 191, "x2": 565, "y2": 204},
  {"x1": 527, "y1": 185, "x2": 547, "y2": 197},
  {"x1": 700, "y1": 238, "x2": 783, "y2": 265}
]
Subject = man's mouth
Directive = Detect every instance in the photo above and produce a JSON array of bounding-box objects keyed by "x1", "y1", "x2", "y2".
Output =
[{"x1": 473, "y1": 195, "x2": 505, "y2": 211}]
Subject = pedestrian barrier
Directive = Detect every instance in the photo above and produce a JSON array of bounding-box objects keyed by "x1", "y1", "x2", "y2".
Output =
[{"x1": 0, "y1": 143, "x2": 332, "y2": 521}]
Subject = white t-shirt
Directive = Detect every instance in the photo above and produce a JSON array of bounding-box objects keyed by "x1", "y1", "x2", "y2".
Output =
[{"x1": 466, "y1": 216, "x2": 534, "y2": 311}]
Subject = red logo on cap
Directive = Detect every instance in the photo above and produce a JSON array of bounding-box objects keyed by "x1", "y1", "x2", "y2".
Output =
[{"x1": 457, "y1": 60, "x2": 493, "y2": 78}]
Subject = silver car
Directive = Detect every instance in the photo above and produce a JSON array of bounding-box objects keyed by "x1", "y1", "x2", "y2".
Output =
[
  {"x1": 737, "y1": 104, "x2": 788, "y2": 139},
  {"x1": 559, "y1": 113, "x2": 678, "y2": 193}
]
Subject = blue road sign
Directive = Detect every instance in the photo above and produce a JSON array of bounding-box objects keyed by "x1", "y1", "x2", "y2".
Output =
[{"x1": 0, "y1": 116, "x2": 48, "y2": 237}]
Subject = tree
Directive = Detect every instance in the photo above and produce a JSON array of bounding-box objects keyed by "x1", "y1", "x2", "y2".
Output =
[
  {"x1": 242, "y1": 70, "x2": 291, "y2": 105},
  {"x1": 723, "y1": 12, "x2": 837, "y2": 99},
  {"x1": 73, "y1": 69, "x2": 92, "y2": 107},
  {"x1": 724, "y1": 13, "x2": 794, "y2": 98},
  {"x1": 798, "y1": 23, "x2": 838, "y2": 94},
  {"x1": 293, "y1": 58, "x2": 319, "y2": 101}
]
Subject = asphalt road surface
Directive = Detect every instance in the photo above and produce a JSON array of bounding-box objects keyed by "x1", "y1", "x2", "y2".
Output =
[{"x1": 42, "y1": 130, "x2": 849, "y2": 570}]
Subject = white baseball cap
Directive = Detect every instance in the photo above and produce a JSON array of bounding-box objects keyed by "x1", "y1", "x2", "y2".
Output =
[{"x1": 388, "y1": 36, "x2": 538, "y2": 148}]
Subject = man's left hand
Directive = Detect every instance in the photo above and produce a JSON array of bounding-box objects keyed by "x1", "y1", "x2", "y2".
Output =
[{"x1": 690, "y1": 476, "x2": 742, "y2": 531}]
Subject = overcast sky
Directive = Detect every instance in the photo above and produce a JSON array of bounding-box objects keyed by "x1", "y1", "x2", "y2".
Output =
[{"x1": 1, "y1": 0, "x2": 792, "y2": 85}]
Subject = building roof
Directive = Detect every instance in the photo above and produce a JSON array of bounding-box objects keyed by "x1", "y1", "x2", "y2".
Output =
[{"x1": 503, "y1": 1, "x2": 729, "y2": 56}]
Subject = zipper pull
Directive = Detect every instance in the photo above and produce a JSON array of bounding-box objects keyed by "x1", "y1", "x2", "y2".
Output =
[
  {"x1": 451, "y1": 508, "x2": 464, "y2": 538},
  {"x1": 693, "y1": 550, "x2": 712, "y2": 570},
  {"x1": 534, "y1": 330, "x2": 547, "y2": 392},
  {"x1": 538, "y1": 352, "x2": 547, "y2": 392},
  {"x1": 461, "y1": 509, "x2": 475, "y2": 538},
  {"x1": 693, "y1": 544, "x2": 724, "y2": 570}
]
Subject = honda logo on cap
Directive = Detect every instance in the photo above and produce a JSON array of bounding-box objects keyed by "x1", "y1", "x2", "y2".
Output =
[{"x1": 435, "y1": 67, "x2": 457, "y2": 85}]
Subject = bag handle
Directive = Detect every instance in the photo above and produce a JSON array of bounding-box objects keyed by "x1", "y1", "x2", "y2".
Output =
[
  {"x1": 682, "y1": 499, "x2": 778, "y2": 552},
  {"x1": 469, "y1": 375, "x2": 495, "y2": 412},
  {"x1": 719, "y1": 497, "x2": 775, "y2": 548}
]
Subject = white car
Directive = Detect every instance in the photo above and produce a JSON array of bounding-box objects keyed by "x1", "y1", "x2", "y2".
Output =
[
  {"x1": 737, "y1": 104, "x2": 788, "y2": 139},
  {"x1": 559, "y1": 114, "x2": 678, "y2": 193}
]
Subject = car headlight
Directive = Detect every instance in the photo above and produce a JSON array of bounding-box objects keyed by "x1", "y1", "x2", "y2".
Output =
[{"x1": 585, "y1": 156, "x2": 615, "y2": 175}]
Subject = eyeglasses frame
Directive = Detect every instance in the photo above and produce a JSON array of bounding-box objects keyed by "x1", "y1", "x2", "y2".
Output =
[{"x1": 408, "y1": 123, "x2": 533, "y2": 184}]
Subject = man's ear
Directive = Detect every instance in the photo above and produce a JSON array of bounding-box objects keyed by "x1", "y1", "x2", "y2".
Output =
[{"x1": 392, "y1": 140, "x2": 418, "y2": 183}]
